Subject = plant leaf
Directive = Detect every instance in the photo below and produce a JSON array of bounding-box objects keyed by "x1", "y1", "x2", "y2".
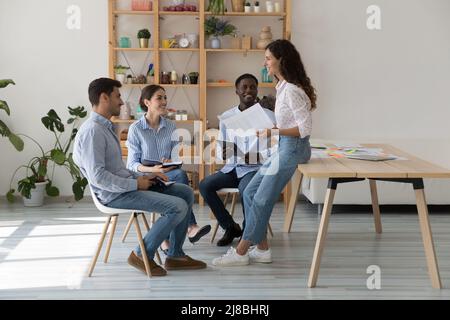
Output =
[
  {"x1": 8, "y1": 133, "x2": 24, "y2": 151},
  {"x1": 6, "y1": 189, "x2": 15, "y2": 203},
  {"x1": 0, "y1": 119, "x2": 11, "y2": 136},
  {"x1": 46, "y1": 183, "x2": 59, "y2": 197},
  {"x1": 0, "y1": 79, "x2": 15, "y2": 88},
  {"x1": 0, "y1": 100, "x2": 10, "y2": 115},
  {"x1": 51, "y1": 149, "x2": 66, "y2": 165},
  {"x1": 73, "y1": 177, "x2": 87, "y2": 201}
]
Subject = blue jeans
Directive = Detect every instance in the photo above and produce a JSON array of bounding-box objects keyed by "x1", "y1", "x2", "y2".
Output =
[
  {"x1": 106, "y1": 183, "x2": 194, "y2": 259},
  {"x1": 242, "y1": 136, "x2": 311, "y2": 244},
  {"x1": 165, "y1": 168, "x2": 197, "y2": 226}
]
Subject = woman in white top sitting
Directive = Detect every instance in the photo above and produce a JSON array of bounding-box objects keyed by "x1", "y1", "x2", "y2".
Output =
[
  {"x1": 213, "y1": 39, "x2": 317, "y2": 266},
  {"x1": 127, "y1": 85, "x2": 211, "y2": 253}
]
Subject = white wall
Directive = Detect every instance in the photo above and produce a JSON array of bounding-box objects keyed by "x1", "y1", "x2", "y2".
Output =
[{"x1": 1, "y1": 0, "x2": 450, "y2": 197}]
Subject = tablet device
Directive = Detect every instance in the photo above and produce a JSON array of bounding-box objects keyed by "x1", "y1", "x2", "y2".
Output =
[{"x1": 346, "y1": 154, "x2": 396, "y2": 161}]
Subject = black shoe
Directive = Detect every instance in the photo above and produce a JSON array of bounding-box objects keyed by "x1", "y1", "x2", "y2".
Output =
[
  {"x1": 188, "y1": 225, "x2": 212, "y2": 244},
  {"x1": 217, "y1": 223, "x2": 242, "y2": 247}
]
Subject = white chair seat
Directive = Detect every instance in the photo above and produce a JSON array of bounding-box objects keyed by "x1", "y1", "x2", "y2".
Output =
[{"x1": 217, "y1": 188, "x2": 240, "y2": 193}]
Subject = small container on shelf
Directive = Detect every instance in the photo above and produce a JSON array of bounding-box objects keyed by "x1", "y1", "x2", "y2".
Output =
[
  {"x1": 170, "y1": 70, "x2": 178, "y2": 84},
  {"x1": 161, "y1": 71, "x2": 170, "y2": 84},
  {"x1": 265, "y1": 1, "x2": 274, "y2": 12},
  {"x1": 274, "y1": 1, "x2": 281, "y2": 13},
  {"x1": 132, "y1": 0, "x2": 152, "y2": 11},
  {"x1": 254, "y1": 1, "x2": 260, "y2": 13},
  {"x1": 241, "y1": 35, "x2": 252, "y2": 50},
  {"x1": 244, "y1": 2, "x2": 252, "y2": 12}
]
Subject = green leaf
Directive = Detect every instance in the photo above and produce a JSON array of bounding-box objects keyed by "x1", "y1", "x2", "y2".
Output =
[
  {"x1": 0, "y1": 119, "x2": 11, "y2": 136},
  {"x1": 8, "y1": 133, "x2": 24, "y2": 151},
  {"x1": 0, "y1": 79, "x2": 15, "y2": 88},
  {"x1": 0, "y1": 100, "x2": 10, "y2": 115},
  {"x1": 46, "y1": 184, "x2": 59, "y2": 197},
  {"x1": 6, "y1": 189, "x2": 15, "y2": 203},
  {"x1": 51, "y1": 149, "x2": 66, "y2": 165},
  {"x1": 67, "y1": 117, "x2": 75, "y2": 124}
]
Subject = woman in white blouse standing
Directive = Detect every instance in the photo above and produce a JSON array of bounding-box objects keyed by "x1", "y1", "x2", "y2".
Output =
[{"x1": 213, "y1": 39, "x2": 317, "y2": 266}]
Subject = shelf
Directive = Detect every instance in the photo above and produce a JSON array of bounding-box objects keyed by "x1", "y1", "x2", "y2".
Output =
[
  {"x1": 111, "y1": 117, "x2": 197, "y2": 125},
  {"x1": 113, "y1": 47, "x2": 156, "y2": 51},
  {"x1": 113, "y1": 10, "x2": 155, "y2": 15},
  {"x1": 159, "y1": 48, "x2": 200, "y2": 52},
  {"x1": 205, "y1": 49, "x2": 265, "y2": 53},
  {"x1": 207, "y1": 82, "x2": 275, "y2": 88},
  {"x1": 121, "y1": 83, "x2": 199, "y2": 88},
  {"x1": 159, "y1": 11, "x2": 199, "y2": 16},
  {"x1": 204, "y1": 11, "x2": 286, "y2": 17}
]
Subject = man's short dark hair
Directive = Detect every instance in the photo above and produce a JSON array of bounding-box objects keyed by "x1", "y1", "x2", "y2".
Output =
[
  {"x1": 88, "y1": 78, "x2": 122, "y2": 106},
  {"x1": 235, "y1": 73, "x2": 258, "y2": 88}
]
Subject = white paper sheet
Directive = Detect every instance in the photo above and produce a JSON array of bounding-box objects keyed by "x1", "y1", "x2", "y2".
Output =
[{"x1": 221, "y1": 103, "x2": 275, "y2": 132}]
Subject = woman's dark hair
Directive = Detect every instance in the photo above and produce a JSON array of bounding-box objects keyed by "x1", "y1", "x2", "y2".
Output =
[
  {"x1": 139, "y1": 85, "x2": 165, "y2": 112},
  {"x1": 266, "y1": 39, "x2": 317, "y2": 110},
  {"x1": 88, "y1": 77, "x2": 122, "y2": 106}
]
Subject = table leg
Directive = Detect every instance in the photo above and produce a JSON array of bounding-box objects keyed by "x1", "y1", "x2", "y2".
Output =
[
  {"x1": 283, "y1": 170, "x2": 303, "y2": 233},
  {"x1": 415, "y1": 187, "x2": 442, "y2": 289},
  {"x1": 308, "y1": 185, "x2": 335, "y2": 288},
  {"x1": 369, "y1": 179, "x2": 382, "y2": 234}
]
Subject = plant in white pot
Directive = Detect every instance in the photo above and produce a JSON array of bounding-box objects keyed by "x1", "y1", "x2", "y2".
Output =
[
  {"x1": 205, "y1": 16, "x2": 237, "y2": 49},
  {"x1": 6, "y1": 106, "x2": 88, "y2": 207},
  {"x1": 114, "y1": 65, "x2": 130, "y2": 83},
  {"x1": 137, "y1": 28, "x2": 151, "y2": 48}
]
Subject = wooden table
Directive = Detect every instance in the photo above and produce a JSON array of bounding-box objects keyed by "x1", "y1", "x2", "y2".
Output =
[{"x1": 284, "y1": 144, "x2": 450, "y2": 288}]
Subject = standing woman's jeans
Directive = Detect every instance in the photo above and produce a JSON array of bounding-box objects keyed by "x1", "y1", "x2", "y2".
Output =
[{"x1": 242, "y1": 136, "x2": 311, "y2": 244}]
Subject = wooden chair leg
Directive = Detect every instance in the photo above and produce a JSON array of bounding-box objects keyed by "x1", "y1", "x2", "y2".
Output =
[
  {"x1": 369, "y1": 179, "x2": 382, "y2": 234},
  {"x1": 121, "y1": 213, "x2": 134, "y2": 243},
  {"x1": 141, "y1": 212, "x2": 150, "y2": 231},
  {"x1": 283, "y1": 171, "x2": 303, "y2": 233},
  {"x1": 211, "y1": 193, "x2": 230, "y2": 243},
  {"x1": 308, "y1": 187, "x2": 336, "y2": 288},
  {"x1": 88, "y1": 215, "x2": 113, "y2": 277},
  {"x1": 132, "y1": 213, "x2": 151, "y2": 277},
  {"x1": 103, "y1": 215, "x2": 118, "y2": 263},
  {"x1": 230, "y1": 193, "x2": 237, "y2": 218},
  {"x1": 267, "y1": 223, "x2": 274, "y2": 238},
  {"x1": 151, "y1": 212, "x2": 156, "y2": 226},
  {"x1": 415, "y1": 188, "x2": 442, "y2": 289}
]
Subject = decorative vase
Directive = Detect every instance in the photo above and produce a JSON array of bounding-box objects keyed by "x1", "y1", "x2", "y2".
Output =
[
  {"x1": 256, "y1": 26, "x2": 273, "y2": 49},
  {"x1": 254, "y1": 6, "x2": 260, "y2": 13},
  {"x1": 23, "y1": 181, "x2": 48, "y2": 207},
  {"x1": 244, "y1": 5, "x2": 251, "y2": 13},
  {"x1": 211, "y1": 36, "x2": 221, "y2": 49},
  {"x1": 139, "y1": 38, "x2": 149, "y2": 48},
  {"x1": 231, "y1": 0, "x2": 245, "y2": 12},
  {"x1": 115, "y1": 73, "x2": 126, "y2": 83}
]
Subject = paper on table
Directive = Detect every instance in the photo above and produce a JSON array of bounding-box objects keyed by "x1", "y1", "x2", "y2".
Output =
[{"x1": 221, "y1": 103, "x2": 274, "y2": 132}]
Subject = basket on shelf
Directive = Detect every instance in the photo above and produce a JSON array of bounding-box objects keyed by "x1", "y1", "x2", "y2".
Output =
[{"x1": 132, "y1": 0, "x2": 152, "y2": 11}]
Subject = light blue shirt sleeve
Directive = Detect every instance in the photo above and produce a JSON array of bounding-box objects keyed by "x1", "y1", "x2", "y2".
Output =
[
  {"x1": 126, "y1": 124, "x2": 143, "y2": 172},
  {"x1": 81, "y1": 129, "x2": 137, "y2": 193}
]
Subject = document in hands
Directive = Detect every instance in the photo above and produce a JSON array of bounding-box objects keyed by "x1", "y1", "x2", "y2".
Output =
[{"x1": 221, "y1": 103, "x2": 274, "y2": 132}]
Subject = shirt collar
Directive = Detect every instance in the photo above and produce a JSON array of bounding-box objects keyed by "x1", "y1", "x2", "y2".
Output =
[
  {"x1": 138, "y1": 114, "x2": 167, "y2": 131},
  {"x1": 90, "y1": 111, "x2": 113, "y2": 130},
  {"x1": 276, "y1": 79, "x2": 287, "y2": 91}
]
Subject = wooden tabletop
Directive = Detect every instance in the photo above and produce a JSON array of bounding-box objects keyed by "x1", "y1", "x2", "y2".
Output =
[{"x1": 299, "y1": 144, "x2": 450, "y2": 179}]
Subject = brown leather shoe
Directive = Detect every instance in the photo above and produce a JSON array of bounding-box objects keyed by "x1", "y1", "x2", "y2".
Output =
[
  {"x1": 164, "y1": 255, "x2": 207, "y2": 270},
  {"x1": 128, "y1": 251, "x2": 167, "y2": 277}
]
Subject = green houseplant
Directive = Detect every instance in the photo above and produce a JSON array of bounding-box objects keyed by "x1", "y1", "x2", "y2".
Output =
[
  {"x1": 114, "y1": 65, "x2": 130, "y2": 83},
  {"x1": 188, "y1": 72, "x2": 199, "y2": 84},
  {"x1": 137, "y1": 28, "x2": 151, "y2": 48},
  {"x1": 205, "y1": 16, "x2": 237, "y2": 49},
  {"x1": 207, "y1": 0, "x2": 225, "y2": 15},
  {"x1": 0, "y1": 79, "x2": 24, "y2": 151},
  {"x1": 6, "y1": 106, "x2": 88, "y2": 206}
]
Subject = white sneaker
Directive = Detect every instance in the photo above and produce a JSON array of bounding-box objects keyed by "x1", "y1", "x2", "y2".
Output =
[
  {"x1": 212, "y1": 247, "x2": 249, "y2": 266},
  {"x1": 249, "y1": 247, "x2": 272, "y2": 263}
]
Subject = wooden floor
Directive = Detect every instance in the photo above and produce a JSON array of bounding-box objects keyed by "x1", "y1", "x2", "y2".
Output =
[{"x1": 1, "y1": 198, "x2": 450, "y2": 300}]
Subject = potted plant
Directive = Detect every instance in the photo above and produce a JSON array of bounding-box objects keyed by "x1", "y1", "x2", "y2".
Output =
[
  {"x1": 244, "y1": 1, "x2": 252, "y2": 12},
  {"x1": 137, "y1": 28, "x2": 151, "y2": 48},
  {"x1": 114, "y1": 65, "x2": 130, "y2": 83},
  {"x1": 6, "y1": 106, "x2": 88, "y2": 206},
  {"x1": 204, "y1": 16, "x2": 237, "y2": 49},
  {"x1": 0, "y1": 79, "x2": 24, "y2": 151},
  {"x1": 253, "y1": 1, "x2": 260, "y2": 12},
  {"x1": 188, "y1": 72, "x2": 199, "y2": 84}
]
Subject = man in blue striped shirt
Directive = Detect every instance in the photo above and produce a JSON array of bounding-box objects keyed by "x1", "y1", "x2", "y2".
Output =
[
  {"x1": 199, "y1": 74, "x2": 276, "y2": 247},
  {"x1": 73, "y1": 78, "x2": 206, "y2": 276}
]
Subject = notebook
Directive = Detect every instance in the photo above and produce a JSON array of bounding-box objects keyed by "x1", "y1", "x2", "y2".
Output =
[
  {"x1": 346, "y1": 154, "x2": 397, "y2": 161},
  {"x1": 142, "y1": 159, "x2": 183, "y2": 168}
]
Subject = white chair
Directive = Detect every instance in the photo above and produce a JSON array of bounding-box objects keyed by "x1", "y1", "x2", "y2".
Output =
[
  {"x1": 210, "y1": 187, "x2": 274, "y2": 242},
  {"x1": 88, "y1": 185, "x2": 161, "y2": 278}
]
